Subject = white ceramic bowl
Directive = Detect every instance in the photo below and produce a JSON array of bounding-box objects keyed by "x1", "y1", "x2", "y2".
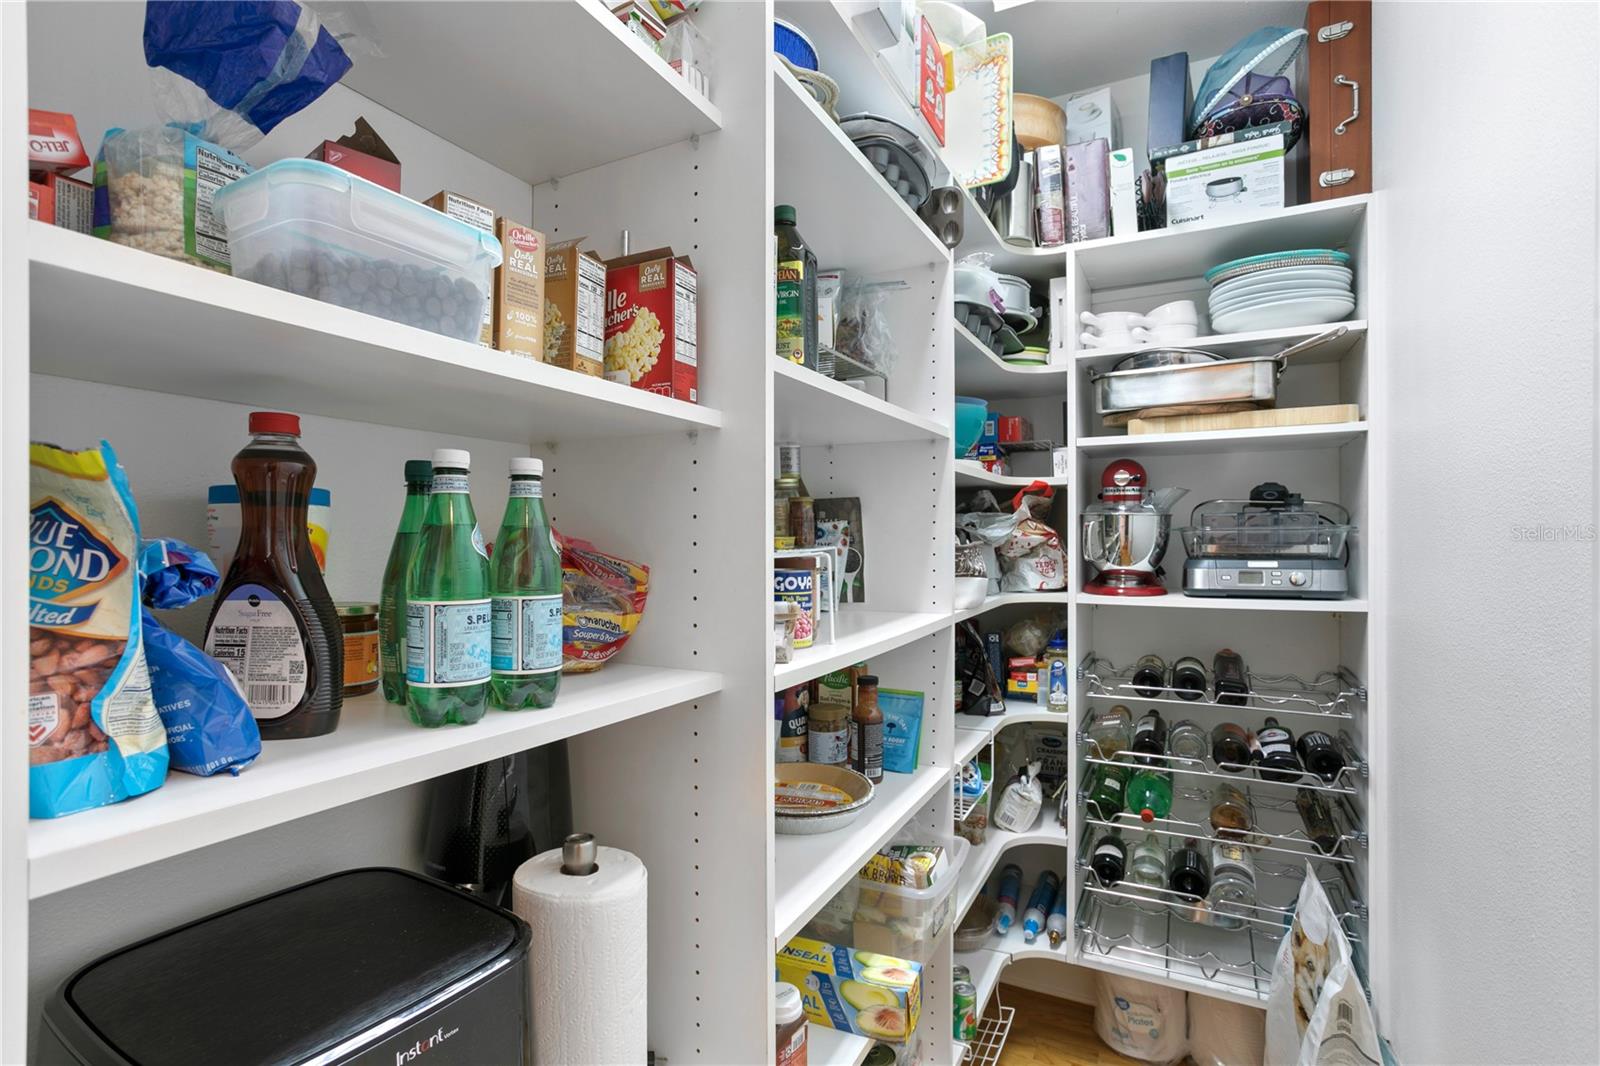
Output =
[
  {"x1": 1143, "y1": 299, "x2": 1199, "y2": 325},
  {"x1": 954, "y1": 576, "x2": 988, "y2": 610},
  {"x1": 1081, "y1": 310, "x2": 1146, "y2": 332}
]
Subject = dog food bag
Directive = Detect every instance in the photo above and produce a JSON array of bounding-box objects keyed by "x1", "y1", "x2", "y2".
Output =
[
  {"x1": 29, "y1": 441, "x2": 168, "y2": 818},
  {"x1": 1266, "y1": 864, "x2": 1381, "y2": 1066},
  {"x1": 1189, "y1": 994, "x2": 1265, "y2": 1066},
  {"x1": 1091, "y1": 972, "x2": 1188, "y2": 1064}
]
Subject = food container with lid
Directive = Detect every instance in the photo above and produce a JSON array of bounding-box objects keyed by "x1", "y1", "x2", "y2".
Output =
[
  {"x1": 214, "y1": 159, "x2": 503, "y2": 342},
  {"x1": 802, "y1": 836, "x2": 971, "y2": 963},
  {"x1": 36, "y1": 868, "x2": 530, "y2": 1065}
]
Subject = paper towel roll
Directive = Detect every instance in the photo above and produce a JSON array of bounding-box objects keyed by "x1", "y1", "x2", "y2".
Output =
[{"x1": 513, "y1": 840, "x2": 648, "y2": 1065}]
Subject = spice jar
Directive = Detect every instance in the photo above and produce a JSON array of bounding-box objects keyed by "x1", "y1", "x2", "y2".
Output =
[
  {"x1": 808, "y1": 695, "x2": 850, "y2": 768},
  {"x1": 336, "y1": 602, "x2": 380, "y2": 697},
  {"x1": 788, "y1": 496, "x2": 816, "y2": 548},
  {"x1": 775, "y1": 982, "x2": 807, "y2": 1066}
]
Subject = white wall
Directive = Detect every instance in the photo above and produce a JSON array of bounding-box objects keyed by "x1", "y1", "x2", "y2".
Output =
[{"x1": 1374, "y1": 4, "x2": 1598, "y2": 1063}]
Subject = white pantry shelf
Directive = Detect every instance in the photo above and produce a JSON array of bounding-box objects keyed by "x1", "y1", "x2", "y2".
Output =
[
  {"x1": 29, "y1": 225, "x2": 721, "y2": 443},
  {"x1": 1082, "y1": 595, "x2": 1370, "y2": 614},
  {"x1": 1070, "y1": 196, "x2": 1371, "y2": 289},
  {"x1": 1077, "y1": 421, "x2": 1368, "y2": 456},
  {"x1": 954, "y1": 701, "x2": 1073, "y2": 763},
  {"x1": 954, "y1": 725, "x2": 994, "y2": 767},
  {"x1": 955, "y1": 820, "x2": 1069, "y2": 923},
  {"x1": 954, "y1": 322, "x2": 1071, "y2": 399},
  {"x1": 776, "y1": 609, "x2": 952, "y2": 689},
  {"x1": 955, "y1": 460, "x2": 1068, "y2": 491},
  {"x1": 773, "y1": 60, "x2": 950, "y2": 276},
  {"x1": 957, "y1": 185, "x2": 1068, "y2": 283},
  {"x1": 773, "y1": 357, "x2": 950, "y2": 446},
  {"x1": 953, "y1": 590, "x2": 1073, "y2": 625},
  {"x1": 775, "y1": 764, "x2": 948, "y2": 945},
  {"x1": 1071, "y1": 320, "x2": 1369, "y2": 373},
  {"x1": 27, "y1": 665, "x2": 722, "y2": 898},
  {"x1": 808, "y1": 1025, "x2": 873, "y2": 1066},
  {"x1": 341, "y1": 0, "x2": 721, "y2": 187}
]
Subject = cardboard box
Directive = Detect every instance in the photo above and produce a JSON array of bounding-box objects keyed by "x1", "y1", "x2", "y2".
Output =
[
  {"x1": 1007, "y1": 656, "x2": 1039, "y2": 698},
  {"x1": 1160, "y1": 123, "x2": 1290, "y2": 229},
  {"x1": 1066, "y1": 139, "x2": 1111, "y2": 243},
  {"x1": 308, "y1": 142, "x2": 399, "y2": 192},
  {"x1": 544, "y1": 238, "x2": 606, "y2": 376},
  {"x1": 1147, "y1": 52, "x2": 1193, "y2": 157},
  {"x1": 775, "y1": 936, "x2": 922, "y2": 1041},
  {"x1": 1109, "y1": 147, "x2": 1139, "y2": 237},
  {"x1": 29, "y1": 109, "x2": 89, "y2": 177},
  {"x1": 426, "y1": 191, "x2": 497, "y2": 345},
  {"x1": 1034, "y1": 144, "x2": 1066, "y2": 247},
  {"x1": 492, "y1": 218, "x2": 545, "y2": 360},
  {"x1": 28, "y1": 172, "x2": 92, "y2": 233},
  {"x1": 604, "y1": 247, "x2": 698, "y2": 403},
  {"x1": 1062, "y1": 86, "x2": 1120, "y2": 148}
]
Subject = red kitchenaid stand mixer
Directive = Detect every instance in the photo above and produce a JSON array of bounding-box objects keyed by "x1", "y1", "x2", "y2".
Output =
[{"x1": 1081, "y1": 459, "x2": 1187, "y2": 596}]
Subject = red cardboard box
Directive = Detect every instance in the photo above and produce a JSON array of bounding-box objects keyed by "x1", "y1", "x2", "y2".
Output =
[
  {"x1": 308, "y1": 140, "x2": 401, "y2": 192},
  {"x1": 29, "y1": 172, "x2": 93, "y2": 233},
  {"x1": 604, "y1": 248, "x2": 698, "y2": 403},
  {"x1": 28, "y1": 109, "x2": 88, "y2": 177}
]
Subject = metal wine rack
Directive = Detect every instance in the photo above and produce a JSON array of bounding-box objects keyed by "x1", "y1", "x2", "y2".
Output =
[{"x1": 1078, "y1": 652, "x2": 1366, "y2": 722}]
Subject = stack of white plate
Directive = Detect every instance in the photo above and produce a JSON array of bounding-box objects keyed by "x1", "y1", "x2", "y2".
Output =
[{"x1": 1205, "y1": 249, "x2": 1355, "y2": 334}]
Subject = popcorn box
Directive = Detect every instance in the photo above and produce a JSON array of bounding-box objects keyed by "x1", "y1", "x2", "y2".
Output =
[
  {"x1": 545, "y1": 237, "x2": 606, "y2": 376},
  {"x1": 775, "y1": 936, "x2": 921, "y2": 1041},
  {"x1": 493, "y1": 217, "x2": 545, "y2": 360},
  {"x1": 604, "y1": 247, "x2": 697, "y2": 403}
]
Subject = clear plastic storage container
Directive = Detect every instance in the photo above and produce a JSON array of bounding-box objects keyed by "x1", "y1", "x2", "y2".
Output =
[
  {"x1": 213, "y1": 159, "x2": 502, "y2": 342},
  {"x1": 805, "y1": 836, "x2": 970, "y2": 963}
]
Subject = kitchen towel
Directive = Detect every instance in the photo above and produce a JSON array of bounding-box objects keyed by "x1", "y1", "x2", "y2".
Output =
[{"x1": 513, "y1": 842, "x2": 648, "y2": 1065}]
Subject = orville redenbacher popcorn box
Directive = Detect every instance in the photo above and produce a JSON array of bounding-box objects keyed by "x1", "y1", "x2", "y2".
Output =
[{"x1": 603, "y1": 247, "x2": 697, "y2": 403}]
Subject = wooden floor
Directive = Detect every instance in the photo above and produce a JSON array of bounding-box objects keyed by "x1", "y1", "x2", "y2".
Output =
[{"x1": 994, "y1": 984, "x2": 1143, "y2": 1066}]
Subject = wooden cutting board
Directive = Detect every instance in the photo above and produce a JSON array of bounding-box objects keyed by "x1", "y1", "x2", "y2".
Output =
[{"x1": 1128, "y1": 403, "x2": 1361, "y2": 435}]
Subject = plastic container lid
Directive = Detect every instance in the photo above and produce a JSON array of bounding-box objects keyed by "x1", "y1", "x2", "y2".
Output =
[
  {"x1": 433, "y1": 448, "x2": 471, "y2": 470},
  {"x1": 405, "y1": 458, "x2": 434, "y2": 481},
  {"x1": 775, "y1": 981, "x2": 803, "y2": 1025},
  {"x1": 510, "y1": 457, "x2": 544, "y2": 477},
  {"x1": 41, "y1": 869, "x2": 528, "y2": 1066},
  {"x1": 248, "y1": 411, "x2": 300, "y2": 436}
]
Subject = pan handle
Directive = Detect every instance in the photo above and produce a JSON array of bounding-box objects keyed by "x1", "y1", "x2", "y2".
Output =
[{"x1": 1272, "y1": 325, "x2": 1350, "y2": 371}]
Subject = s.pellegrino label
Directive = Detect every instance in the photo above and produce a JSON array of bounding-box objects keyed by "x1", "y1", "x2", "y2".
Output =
[
  {"x1": 491, "y1": 594, "x2": 562, "y2": 674},
  {"x1": 405, "y1": 599, "x2": 492, "y2": 687}
]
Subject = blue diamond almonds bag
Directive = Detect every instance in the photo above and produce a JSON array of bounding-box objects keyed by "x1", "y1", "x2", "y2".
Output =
[{"x1": 29, "y1": 441, "x2": 168, "y2": 818}]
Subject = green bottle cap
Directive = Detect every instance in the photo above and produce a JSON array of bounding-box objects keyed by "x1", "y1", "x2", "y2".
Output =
[
  {"x1": 404, "y1": 459, "x2": 433, "y2": 481},
  {"x1": 775, "y1": 204, "x2": 797, "y2": 225}
]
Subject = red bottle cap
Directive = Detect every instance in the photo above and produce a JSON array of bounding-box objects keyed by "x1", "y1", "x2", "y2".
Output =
[
  {"x1": 1140, "y1": 808, "x2": 1155, "y2": 823},
  {"x1": 249, "y1": 411, "x2": 301, "y2": 436}
]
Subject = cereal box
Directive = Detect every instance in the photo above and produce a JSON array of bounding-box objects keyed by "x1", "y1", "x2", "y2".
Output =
[
  {"x1": 545, "y1": 237, "x2": 606, "y2": 376},
  {"x1": 775, "y1": 936, "x2": 921, "y2": 1040},
  {"x1": 604, "y1": 247, "x2": 697, "y2": 402},
  {"x1": 493, "y1": 217, "x2": 545, "y2": 360}
]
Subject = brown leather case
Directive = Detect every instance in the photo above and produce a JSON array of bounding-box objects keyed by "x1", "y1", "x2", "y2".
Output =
[{"x1": 1305, "y1": 1, "x2": 1372, "y2": 199}]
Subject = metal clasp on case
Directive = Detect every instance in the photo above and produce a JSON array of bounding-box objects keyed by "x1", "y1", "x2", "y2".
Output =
[
  {"x1": 1319, "y1": 169, "x2": 1357, "y2": 188},
  {"x1": 1317, "y1": 20, "x2": 1355, "y2": 42}
]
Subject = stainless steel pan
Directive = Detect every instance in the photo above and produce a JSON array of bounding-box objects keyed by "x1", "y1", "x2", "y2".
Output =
[{"x1": 1090, "y1": 326, "x2": 1348, "y2": 415}]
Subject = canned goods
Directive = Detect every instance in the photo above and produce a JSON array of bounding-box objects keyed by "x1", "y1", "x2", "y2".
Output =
[
  {"x1": 953, "y1": 979, "x2": 978, "y2": 1041},
  {"x1": 952, "y1": 964, "x2": 972, "y2": 984},
  {"x1": 773, "y1": 563, "x2": 816, "y2": 649}
]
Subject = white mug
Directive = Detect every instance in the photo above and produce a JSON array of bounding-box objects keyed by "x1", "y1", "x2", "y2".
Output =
[
  {"x1": 1081, "y1": 330, "x2": 1135, "y2": 349},
  {"x1": 1081, "y1": 310, "x2": 1146, "y2": 333},
  {"x1": 1133, "y1": 323, "x2": 1200, "y2": 344}
]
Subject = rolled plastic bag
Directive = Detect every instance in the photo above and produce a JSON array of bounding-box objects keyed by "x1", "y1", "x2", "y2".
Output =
[{"x1": 139, "y1": 539, "x2": 261, "y2": 776}]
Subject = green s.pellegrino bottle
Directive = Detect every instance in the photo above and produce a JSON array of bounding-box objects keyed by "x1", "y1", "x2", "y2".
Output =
[
  {"x1": 405, "y1": 448, "x2": 491, "y2": 727},
  {"x1": 490, "y1": 457, "x2": 563, "y2": 710},
  {"x1": 379, "y1": 458, "x2": 433, "y2": 704}
]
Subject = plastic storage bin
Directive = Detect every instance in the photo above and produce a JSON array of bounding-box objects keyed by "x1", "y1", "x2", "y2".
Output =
[
  {"x1": 805, "y1": 836, "x2": 970, "y2": 963},
  {"x1": 213, "y1": 159, "x2": 502, "y2": 342}
]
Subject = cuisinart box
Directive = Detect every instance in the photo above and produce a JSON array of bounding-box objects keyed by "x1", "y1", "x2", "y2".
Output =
[
  {"x1": 1157, "y1": 120, "x2": 1293, "y2": 229},
  {"x1": 37, "y1": 869, "x2": 530, "y2": 1066}
]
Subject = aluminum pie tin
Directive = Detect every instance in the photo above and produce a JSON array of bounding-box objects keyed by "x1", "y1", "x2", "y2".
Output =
[{"x1": 775, "y1": 762, "x2": 875, "y2": 835}]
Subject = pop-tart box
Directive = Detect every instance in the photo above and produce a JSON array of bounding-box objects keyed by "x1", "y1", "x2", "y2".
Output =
[{"x1": 774, "y1": 936, "x2": 921, "y2": 1041}]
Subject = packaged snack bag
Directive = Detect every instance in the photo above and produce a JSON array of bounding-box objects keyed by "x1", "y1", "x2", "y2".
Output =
[{"x1": 29, "y1": 441, "x2": 167, "y2": 818}]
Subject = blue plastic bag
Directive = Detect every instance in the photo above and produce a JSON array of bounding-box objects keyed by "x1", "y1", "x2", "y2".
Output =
[
  {"x1": 880, "y1": 689, "x2": 925, "y2": 775},
  {"x1": 139, "y1": 539, "x2": 261, "y2": 776}
]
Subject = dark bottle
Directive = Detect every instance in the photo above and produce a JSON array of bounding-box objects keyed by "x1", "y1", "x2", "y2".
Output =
[
  {"x1": 1130, "y1": 709, "x2": 1168, "y2": 766},
  {"x1": 1255, "y1": 717, "x2": 1303, "y2": 783},
  {"x1": 1131, "y1": 654, "x2": 1168, "y2": 698},
  {"x1": 1171, "y1": 656, "x2": 1207, "y2": 701},
  {"x1": 1087, "y1": 764, "x2": 1127, "y2": 819},
  {"x1": 1090, "y1": 831, "x2": 1127, "y2": 887},
  {"x1": 851, "y1": 674, "x2": 884, "y2": 785},
  {"x1": 1213, "y1": 649, "x2": 1250, "y2": 706},
  {"x1": 1296, "y1": 730, "x2": 1347, "y2": 783},
  {"x1": 204, "y1": 412, "x2": 342, "y2": 740},
  {"x1": 1211, "y1": 722, "x2": 1253, "y2": 770},
  {"x1": 1297, "y1": 788, "x2": 1341, "y2": 853},
  {"x1": 1168, "y1": 838, "x2": 1211, "y2": 900},
  {"x1": 379, "y1": 459, "x2": 433, "y2": 705}
]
